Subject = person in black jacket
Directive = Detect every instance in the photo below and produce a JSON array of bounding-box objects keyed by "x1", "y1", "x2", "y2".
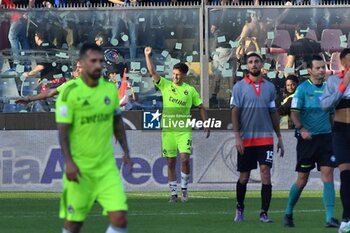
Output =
[{"x1": 278, "y1": 75, "x2": 299, "y2": 129}]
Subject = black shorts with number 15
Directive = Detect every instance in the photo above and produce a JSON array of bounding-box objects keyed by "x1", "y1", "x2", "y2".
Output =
[{"x1": 237, "y1": 145, "x2": 274, "y2": 172}]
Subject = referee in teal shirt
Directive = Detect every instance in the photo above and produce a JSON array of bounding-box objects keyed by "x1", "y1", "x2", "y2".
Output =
[{"x1": 284, "y1": 55, "x2": 339, "y2": 228}]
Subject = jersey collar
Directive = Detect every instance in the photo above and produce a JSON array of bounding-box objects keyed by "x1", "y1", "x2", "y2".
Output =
[
  {"x1": 244, "y1": 74, "x2": 265, "y2": 96},
  {"x1": 244, "y1": 75, "x2": 265, "y2": 84}
]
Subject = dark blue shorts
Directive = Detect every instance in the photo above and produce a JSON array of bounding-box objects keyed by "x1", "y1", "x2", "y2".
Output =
[{"x1": 333, "y1": 122, "x2": 350, "y2": 166}]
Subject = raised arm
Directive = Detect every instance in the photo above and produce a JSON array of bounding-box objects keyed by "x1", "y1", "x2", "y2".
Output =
[
  {"x1": 57, "y1": 123, "x2": 80, "y2": 183},
  {"x1": 144, "y1": 47, "x2": 160, "y2": 83}
]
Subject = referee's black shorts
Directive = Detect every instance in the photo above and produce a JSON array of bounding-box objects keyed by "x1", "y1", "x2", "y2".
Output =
[
  {"x1": 237, "y1": 145, "x2": 274, "y2": 172},
  {"x1": 333, "y1": 122, "x2": 350, "y2": 166},
  {"x1": 296, "y1": 133, "x2": 336, "y2": 172}
]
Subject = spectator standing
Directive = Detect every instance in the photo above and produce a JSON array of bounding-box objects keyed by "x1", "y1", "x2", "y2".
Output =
[
  {"x1": 3, "y1": 0, "x2": 35, "y2": 69},
  {"x1": 209, "y1": 4, "x2": 244, "y2": 107},
  {"x1": 285, "y1": 24, "x2": 322, "y2": 76},
  {"x1": 109, "y1": 0, "x2": 140, "y2": 59}
]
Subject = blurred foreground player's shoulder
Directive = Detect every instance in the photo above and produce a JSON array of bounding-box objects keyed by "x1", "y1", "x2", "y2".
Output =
[{"x1": 57, "y1": 79, "x2": 80, "y2": 102}]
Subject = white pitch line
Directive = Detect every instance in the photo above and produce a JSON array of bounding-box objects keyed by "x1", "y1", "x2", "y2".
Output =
[{"x1": 0, "y1": 209, "x2": 325, "y2": 218}]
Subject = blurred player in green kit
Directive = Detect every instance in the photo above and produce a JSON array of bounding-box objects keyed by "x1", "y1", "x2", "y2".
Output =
[
  {"x1": 144, "y1": 47, "x2": 210, "y2": 203},
  {"x1": 56, "y1": 43, "x2": 132, "y2": 233}
]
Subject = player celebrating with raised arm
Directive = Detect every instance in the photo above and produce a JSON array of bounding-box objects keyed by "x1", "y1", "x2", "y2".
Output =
[
  {"x1": 231, "y1": 52, "x2": 284, "y2": 223},
  {"x1": 144, "y1": 47, "x2": 210, "y2": 203},
  {"x1": 284, "y1": 55, "x2": 339, "y2": 228},
  {"x1": 320, "y1": 48, "x2": 350, "y2": 233},
  {"x1": 56, "y1": 43, "x2": 132, "y2": 233}
]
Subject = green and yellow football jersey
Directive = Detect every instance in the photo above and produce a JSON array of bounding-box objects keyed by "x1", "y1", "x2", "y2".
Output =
[
  {"x1": 55, "y1": 77, "x2": 120, "y2": 174},
  {"x1": 155, "y1": 77, "x2": 202, "y2": 132}
]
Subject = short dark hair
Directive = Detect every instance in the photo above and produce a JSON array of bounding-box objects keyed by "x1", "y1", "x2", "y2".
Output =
[
  {"x1": 286, "y1": 75, "x2": 299, "y2": 84},
  {"x1": 340, "y1": 48, "x2": 350, "y2": 60},
  {"x1": 173, "y1": 63, "x2": 189, "y2": 74},
  {"x1": 306, "y1": 55, "x2": 324, "y2": 69},
  {"x1": 35, "y1": 30, "x2": 46, "y2": 41},
  {"x1": 246, "y1": 52, "x2": 263, "y2": 62},
  {"x1": 79, "y1": 43, "x2": 103, "y2": 59},
  {"x1": 95, "y1": 33, "x2": 106, "y2": 41},
  {"x1": 295, "y1": 23, "x2": 308, "y2": 35}
]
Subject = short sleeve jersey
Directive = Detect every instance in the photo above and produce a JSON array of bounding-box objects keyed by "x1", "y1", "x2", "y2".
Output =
[
  {"x1": 230, "y1": 75, "x2": 276, "y2": 147},
  {"x1": 55, "y1": 77, "x2": 120, "y2": 174},
  {"x1": 56, "y1": 82, "x2": 67, "y2": 93},
  {"x1": 154, "y1": 77, "x2": 202, "y2": 132},
  {"x1": 291, "y1": 79, "x2": 331, "y2": 135},
  {"x1": 56, "y1": 77, "x2": 79, "y2": 93}
]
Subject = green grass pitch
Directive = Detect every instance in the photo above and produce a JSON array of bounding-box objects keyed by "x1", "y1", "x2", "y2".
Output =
[{"x1": 0, "y1": 191, "x2": 342, "y2": 233}]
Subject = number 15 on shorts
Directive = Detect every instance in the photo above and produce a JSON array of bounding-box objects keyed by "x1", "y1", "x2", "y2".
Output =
[{"x1": 266, "y1": 151, "x2": 274, "y2": 163}]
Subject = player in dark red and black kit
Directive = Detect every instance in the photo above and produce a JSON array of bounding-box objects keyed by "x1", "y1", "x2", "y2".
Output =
[{"x1": 320, "y1": 48, "x2": 350, "y2": 233}]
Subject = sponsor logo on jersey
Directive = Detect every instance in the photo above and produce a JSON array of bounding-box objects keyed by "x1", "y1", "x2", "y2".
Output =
[
  {"x1": 169, "y1": 97, "x2": 186, "y2": 106},
  {"x1": 81, "y1": 114, "x2": 111, "y2": 125}
]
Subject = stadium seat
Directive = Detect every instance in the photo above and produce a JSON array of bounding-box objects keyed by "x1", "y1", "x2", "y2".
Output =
[
  {"x1": 330, "y1": 52, "x2": 342, "y2": 72},
  {"x1": 305, "y1": 29, "x2": 318, "y2": 41},
  {"x1": 275, "y1": 53, "x2": 288, "y2": 72},
  {"x1": 267, "y1": 30, "x2": 292, "y2": 51},
  {"x1": 321, "y1": 29, "x2": 342, "y2": 52}
]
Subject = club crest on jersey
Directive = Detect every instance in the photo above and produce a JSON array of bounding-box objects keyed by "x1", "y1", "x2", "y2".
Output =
[
  {"x1": 104, "y1": 96, "x2": 111, "y2": 105},
  {"x1": 330, "y1": 155, "x2": 336, "y2": 162},
  {"x1": 68, "y1": 205, "x2": 74, "y2": 214},
  {"x1": 184, "y1": 90, "x2": 188, "y2": 95},
  {"x1": 171, "y1": 87, "x2": 176, "y2": 93}
]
